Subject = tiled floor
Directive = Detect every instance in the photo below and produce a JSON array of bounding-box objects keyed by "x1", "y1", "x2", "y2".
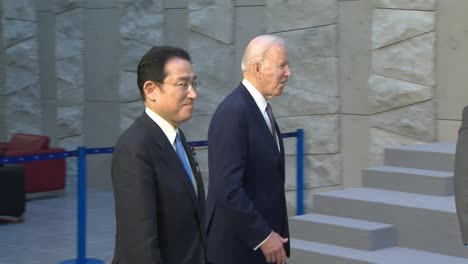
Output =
[{"x1": 0, "y1": 188, "x2": 115, "y2": 264}]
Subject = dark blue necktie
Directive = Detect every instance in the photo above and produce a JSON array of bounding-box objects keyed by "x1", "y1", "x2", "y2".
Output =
[{"x1": 175, "y1": 132, "x2": 197, "y2": 191}]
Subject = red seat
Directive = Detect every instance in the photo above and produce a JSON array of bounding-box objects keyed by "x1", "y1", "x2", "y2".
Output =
[{"x1": 0, "y1": 133, "x2": 66, "y2": 194}]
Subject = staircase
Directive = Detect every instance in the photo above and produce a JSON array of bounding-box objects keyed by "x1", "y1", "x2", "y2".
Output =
[{"x1": 289, "y1": 143, "x2": 468, "y2": 264}]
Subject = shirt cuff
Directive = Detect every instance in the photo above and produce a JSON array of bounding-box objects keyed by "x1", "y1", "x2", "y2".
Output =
[{"x1": 254, "y1": 231, "x2": 273, "y2": 251}]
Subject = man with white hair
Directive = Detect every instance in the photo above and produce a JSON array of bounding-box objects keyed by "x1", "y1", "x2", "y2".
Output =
[{"x1": 206, "y1": 35, "x2": 292, "y2": 264}]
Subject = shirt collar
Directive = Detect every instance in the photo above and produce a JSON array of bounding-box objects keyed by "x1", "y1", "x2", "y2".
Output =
[
  {"x1": 242, "y1": 79, "x2": 268, "y2": 113},
  {"x1": 145, "y1": 107, "x2": 178, "y2": 149}
]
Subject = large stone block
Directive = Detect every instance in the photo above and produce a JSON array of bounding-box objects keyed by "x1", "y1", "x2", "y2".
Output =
[
  {"x1": 277, "y1": 115, "x2": 339, "y2": 155},
  {"x1": 371, "y1": 100, "x2": 435, "y2": 142},
  {"x1": 276, "y1": 25, "x2": 337, "y2": 66},
  {"x1": 190, "y1": 0, "x2": 233, "y2": 9},
  {"x1": 119, "y1": 0, "x2": 163, "y2": 16},
  {"x1": 266, "y1": 0, "x2": 337, "y2": 33},
  {"x1": 54, "y1": 0, "x2": 84, "y2": 13},
  {"x1": 56, "y1": 32, "x2": 83, "y2": 60},
  {"x1": 56, "y1": 7, "x2": 84, "y2": 40},
  {"x1": 369, "y1": 127, "x2": 426, "y2": 166},
  {"x1": 120, "y1": 100, "x2": 144, "y2": 133},
  {"x1": 4, "y1": 0, "x2": 37, "y2": 20},
  {"x1": 6, "y1": 37, "x2": 39, "y2": 93},
  {"x1": 270, "y1": 85, "x2": 338, "y2": 117},
  {"x1": 288, "y1": 57, "x2": 338, "y2": 97},
  {"x1": 189, "y1": 4, "x2": 233, "y2": 44},
  {"x1": 57, "y1": 106, "x2": 83, "y2": 137},
  {"x1": 375, "y1": 0, "x2": 436, "y2": 10},
  {"x1": 119, "y1": 71, "x2": 140, "y2": 102},
  {"x1": 120, "y1": 4, "x2": 164, "y2": 44},
  {"x1": 120, "y1": 38, "x2": 152, "y2": 72},
  {"x1": 368, "y1": 74, "x2": 433, "y2": 113},
  {"x1": 373, "y1": 32, "x2": 436, "y2": 86},
  {"x1": 285, "y1": 153, "x2": 341, "y2": 191},
  {"x1": 372, "y1": 9, "x2": 435, "y2": 49},
  {"x1": 3, "y1": 19, "x2": 37, "y2": 48},
  {"x1": 188, "y1": 31, "x2": 234, "y2": 63},
  {"x1": 5, "y1": 84, "x2": 42, "y2": 136},
  {"x1": 191, "y1": 54, "x2": 235, "y2": 115},
  {"x1": 56, "y1": 54, "x2": 84, "y2": 89}
]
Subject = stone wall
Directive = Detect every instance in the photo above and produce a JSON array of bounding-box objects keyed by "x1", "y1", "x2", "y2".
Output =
[
  {"x1": 369, "y1": 0, "x2": 437, "y2": 166},
  {"x1": 1, "y1": 0, "x2": 468, "y2": 215},
  {"x1": 2, "y1": 0, "x2": 41, "y2": 138}
]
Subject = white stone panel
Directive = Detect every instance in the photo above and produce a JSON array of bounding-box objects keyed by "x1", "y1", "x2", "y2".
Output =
[
  {"x1": 3, "y1": 19, "x2": 37, "y2": 48},
  {"x1": 267, "y1": 0, "x2": 337, "y2": 33},
  {"x1": 120, "y1": 38, "x2": 152, "y2": 72},
  {"x1": 369, "y1": 128, "x2": 426, "y2": 166},
  {"x1": 288, "y1": 57, "x2": 339, "y2": 97},
  {"x1": 119, "y1": 71, "x2": 140, "y2": 102},
  {"x1": 285, "y1": 153, "x2": 341, "y2": 191},
  {"x1": 189, "y1": 5, "x2": 233, "y2": 44},
  {"x1": 4, "y1": 0, "x2": 36, "y2": 20},
  {"x1": 56, "y1": 7, "x2": 84, "y2": 40},
  {"x1": 372, "y1": 9, "x2": 435, "y2": 49},
  {"x1": 373, "y1": 32, "x2": 436, "y2": 86},
  {"x1": 371, "y1": 100, "x2": 435, "y2": 142},
  {"x1": 375, "y1": 0, "x2": 436, "y2": 10},
  {"x1": 57, "y1": 134, "x2": 84, "y2": 184},
  {"x1": 6, "y1": 37, "x2": 39, "y2": 93},
  {"x1": 192, "y1": 55, "x2": 235, "y2": 115},
  {"x1": 5, "y1": 84, "x2": 42, "y2": 136},
  {"x1": 180, "y1": 115, "x2": 211, "y2": 142},
  {"x1": 368, "y1": 74, "x2": 433, "y2": 113},
  {"x1": 270, "y1": 86, "x2": 338, "y2": 117},
  {"x1": 54, "y1": 0, "x2": 84, "y2": 13},
  {"x1": 119, "y1": 0, "x2": 163, "y2": 15},
  {"x1": 56, "y1": 55, "x2": 84, "y2": 105},
  {"x1": 56, "y1": 31, "x2": 83, "y2": 60},
  {"x1": 188, "y1": 31, "x2": 234, "y2": 63},
  {"x1": 276, "y1": 25, "x2": 337, "y2": 66},
  {"x1": 277, "y1": 115, "x2": 339, "y2": 155},
  {"x1": 120, "y1": 6, "x2": 164, "y2": 45},
  {"x1": 189, "y1": 0, "x2": 232, "y2": 9},
  {"x1": 57, "y1": 106, "x2": 83, "y2": 137},
  {"x1": 120, "y1": 100, "x2": 144, "y2": 133}
]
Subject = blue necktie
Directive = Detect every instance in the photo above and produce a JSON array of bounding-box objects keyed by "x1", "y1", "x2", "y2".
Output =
[{"x1": 175, "y1": 132, "x2": 197, "y2": 191}]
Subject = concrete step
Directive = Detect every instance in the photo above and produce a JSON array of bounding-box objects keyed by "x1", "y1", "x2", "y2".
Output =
[
  {"x1": 384, "y1": 143, "x2": 455, "y2": 172},
  {"x1": 290, "y1": 213, "x2": 396, "y2": 250},
  {"x1": 289, "y1": 239, "x2": 468, "y2": 264},
  {"x1": 313, "y1": 187, "x2": 468, "y2": 258},
  {"x1": 363, "y1": 166, "x2": 453, "y2": 196}
]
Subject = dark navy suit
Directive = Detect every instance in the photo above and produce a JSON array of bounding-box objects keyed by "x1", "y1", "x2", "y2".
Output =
[
  {"x1": 206, "y1": 83, "x2": 290, "y2": 264},
  {"x1": 111, "y1": 112, "x2": 206, "y2": 264}
]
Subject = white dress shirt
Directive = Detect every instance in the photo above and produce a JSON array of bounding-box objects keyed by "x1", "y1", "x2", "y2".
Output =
[{"x1": 145, "y1": 107, "x2": 198, "y2": 194}]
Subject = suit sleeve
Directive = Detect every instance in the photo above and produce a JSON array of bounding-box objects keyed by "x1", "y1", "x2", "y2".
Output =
[
  {"x1": 208, "y1": 106, "x2": 271, "y2": 249},
  {"x1": 111, "y1": 143, "x2": 163, "y2": 263}
]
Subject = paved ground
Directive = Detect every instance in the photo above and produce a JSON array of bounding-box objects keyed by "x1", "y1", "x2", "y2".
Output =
[{"x1": 0, "y1": 188, "x2": 115, "y2": 264}]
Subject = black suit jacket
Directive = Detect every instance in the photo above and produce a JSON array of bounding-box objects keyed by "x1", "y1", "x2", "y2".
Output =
[
  {"x1": 206, "y1": 83, "x2": 290, "y2": 264},
  {"x1": 111, "y1": 112, "x2": 206, "y2": 264}
]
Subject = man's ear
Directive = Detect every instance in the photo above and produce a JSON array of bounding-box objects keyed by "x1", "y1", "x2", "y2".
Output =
[
  {"x1": 254, "y1": 63, "x2": 262, "y2": 77},
  {"x1": 143, "y1": 81, "x2": 159, "y2": 101}
]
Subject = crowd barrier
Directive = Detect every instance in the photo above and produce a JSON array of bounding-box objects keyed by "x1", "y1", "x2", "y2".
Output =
[{"x1": 0, "y1": 129, "x2": 304, "y2": 264}]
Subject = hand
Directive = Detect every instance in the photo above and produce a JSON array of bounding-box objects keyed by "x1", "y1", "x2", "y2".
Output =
[{"x1": 260, "y1": 232, "x2": 288, "y2": 264}]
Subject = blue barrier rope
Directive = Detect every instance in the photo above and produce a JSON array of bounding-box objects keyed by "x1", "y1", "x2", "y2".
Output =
[{"x1": 1, "y1": 131, "x2": 305, "y2": 262}]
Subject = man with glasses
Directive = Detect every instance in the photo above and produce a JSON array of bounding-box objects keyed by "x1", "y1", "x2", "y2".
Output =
[{"x1": 111, "y1": 46, "x2": 206, "y2": 264}]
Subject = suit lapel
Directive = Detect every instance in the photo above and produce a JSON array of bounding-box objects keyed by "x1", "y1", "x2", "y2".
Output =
[
  {"x1": 239, "y1": 84, "x2": 282, "y2": 156},
  {"x1": 141, "y1": 113, "x2": 203, "y2": 217}
]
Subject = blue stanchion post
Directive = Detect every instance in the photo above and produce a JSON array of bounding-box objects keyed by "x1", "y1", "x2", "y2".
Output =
[
  {"x1": 296, "y1": 129, "x2": 304, "y2": 215},
  {"x1": 60, "y1": 147, "x2": 103, "y2": 264}
]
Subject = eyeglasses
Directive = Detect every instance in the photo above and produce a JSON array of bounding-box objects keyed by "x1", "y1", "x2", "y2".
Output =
[{"x1": 159, "y1": 80, "x2": 200, "y2": 93}]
